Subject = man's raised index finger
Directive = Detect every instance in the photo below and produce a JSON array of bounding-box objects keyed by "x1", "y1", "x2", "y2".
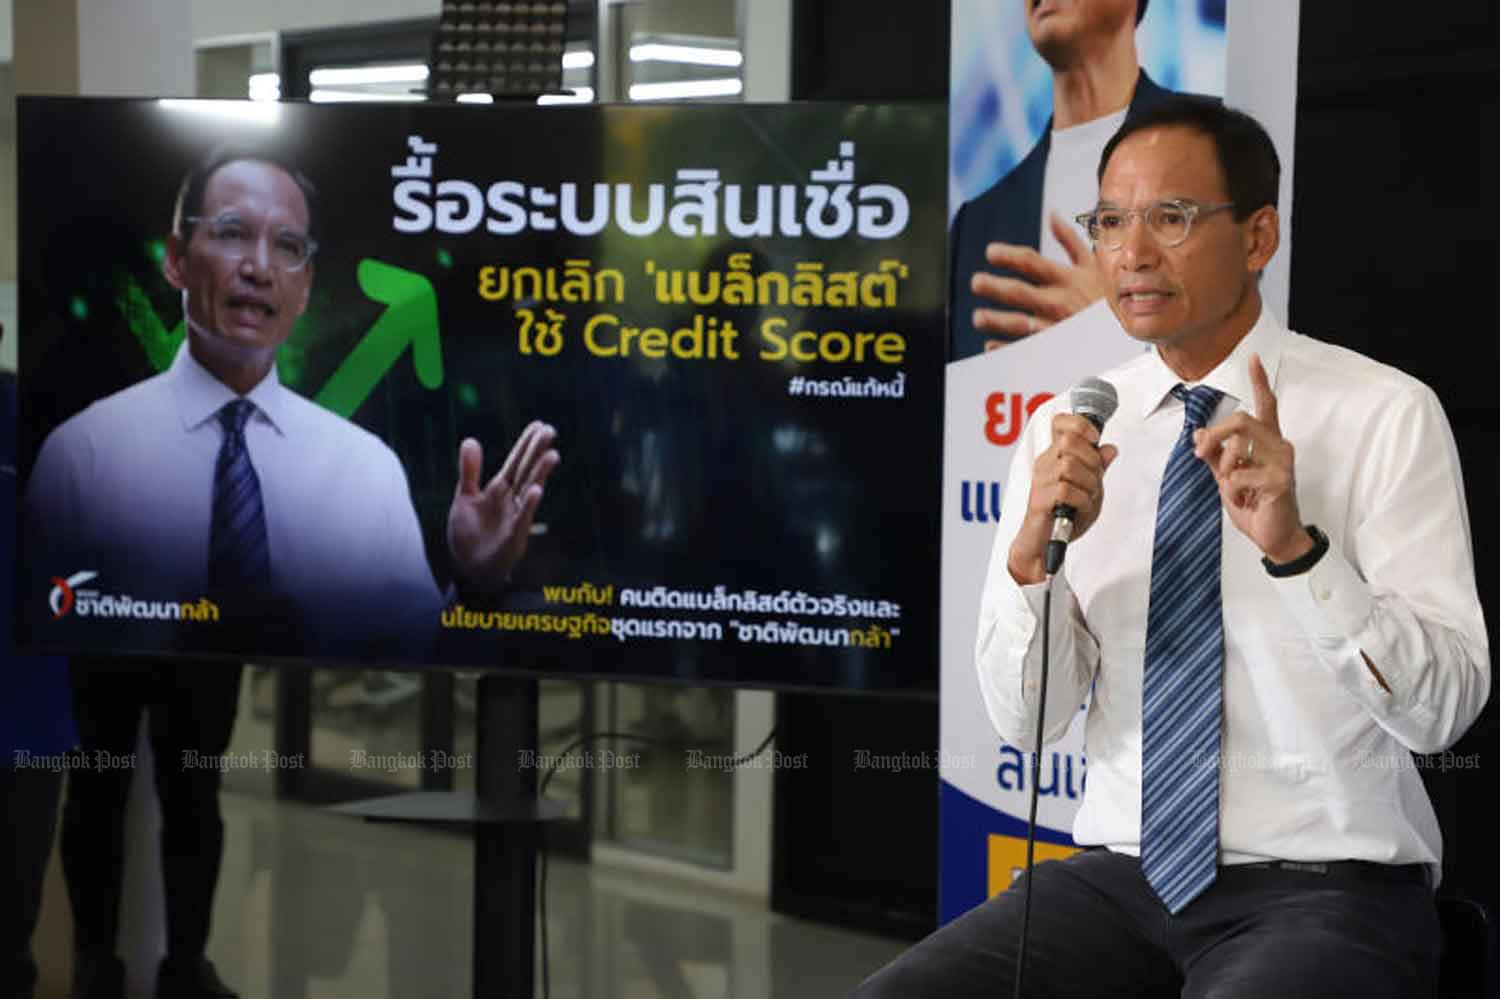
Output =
[{"x1": 1250, "y1": 353, "x2": 1279, "y2": 432}]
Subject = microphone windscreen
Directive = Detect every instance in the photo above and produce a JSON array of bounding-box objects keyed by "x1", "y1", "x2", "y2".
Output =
[{"x1": 1070, "y1": 377, "x2": 1118, "y2": 433}]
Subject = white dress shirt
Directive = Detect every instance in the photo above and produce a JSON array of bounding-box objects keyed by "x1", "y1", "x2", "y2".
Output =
[
  {"x1": 25, "y1": 343, "x2": 443, "y2": 651},
  {"x1": 975, "y1": 308, "x2": 1489, "y2": 872}
]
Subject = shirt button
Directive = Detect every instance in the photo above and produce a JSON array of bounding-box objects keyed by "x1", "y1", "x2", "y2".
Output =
[{"x1": 1315, "y1": 586, "x2": 1333, "y2": 602}]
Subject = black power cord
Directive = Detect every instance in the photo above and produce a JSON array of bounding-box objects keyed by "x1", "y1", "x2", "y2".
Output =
[
  {"x1": 535, "y1": 725, "x2": 779, "y2": 999},
  {"x1": 1013, "y1": 575, "x2": 1054, "y2": 999}
]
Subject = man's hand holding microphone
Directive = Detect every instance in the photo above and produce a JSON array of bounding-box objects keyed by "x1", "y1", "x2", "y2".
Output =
[{"x1": 1007, "y1": 378, "x2": 1119, "y2": 585}]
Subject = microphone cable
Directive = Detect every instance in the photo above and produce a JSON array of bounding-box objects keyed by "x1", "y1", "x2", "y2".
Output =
[
  {"x1": 535, "y1": 724, "x2": 779, "y2": 999},
  {"x1": 1012, "y1": 376, "x2": 1112, "y2": 997},
  {"x1": 1013, "y1": 573, "x2": 1053, "y2": 999}
]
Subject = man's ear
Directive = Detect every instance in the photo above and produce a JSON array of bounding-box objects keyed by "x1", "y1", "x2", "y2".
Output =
[
  {"x1": 162, "y1": 233, "x2": 188, "y2": 291},
  {"x1": 1244, "y1": 204, "x2": 1280, "y2": 275}
]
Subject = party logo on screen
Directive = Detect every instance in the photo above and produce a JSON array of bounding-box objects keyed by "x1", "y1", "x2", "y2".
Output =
[
  {"x1": 45, "y1": 570, "x2": 218, "y2": 624},
  {"x1": 48, "y1": 570, "x2": 96, "y2": 618}
]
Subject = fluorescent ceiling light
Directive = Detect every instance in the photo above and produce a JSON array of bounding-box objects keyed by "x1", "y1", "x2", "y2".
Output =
[
  {"x1": 629, "y1": 43, "x2": 742, "y2": 68},
  {"x1": 456, "y1": 93, "x2": 495, "y2": 104},
  {"x1": 309, "y1": 64, "x2": 429, "y2": 87},
  {"x1": 538, "y1": 87, "x2": 595, "y2": 105},
  {"x1": 157, "y1": 99, "x2": 280, "y2": 125},
  {"x1": 562, "y1": 51, "x2": 595, "y2": 70},
  {"x1": 248, "y1": 72, "x2": 280, "y2": 101},
  {"x1": 628, "y1": 78, "x2": 743, "y2": 101},
  {"x1": 309, "y1": 89, "x2": 426, "y2": 103}
]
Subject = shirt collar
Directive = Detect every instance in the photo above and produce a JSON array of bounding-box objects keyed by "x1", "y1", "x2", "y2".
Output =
[
  {"x1": 167, "y1": 340, "x2": 290, "y2": 436},
  {"x1": 1136, "y1": 306, "x2": 1287, "y2": 420}
]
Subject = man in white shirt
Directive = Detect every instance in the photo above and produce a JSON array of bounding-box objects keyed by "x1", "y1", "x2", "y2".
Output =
[
  {"x1": 26, "y1": 148, "x2": 560, "y2": 999},
  {"x1": 860, "y1": 100, "x2": 1487, "y2": 996}
]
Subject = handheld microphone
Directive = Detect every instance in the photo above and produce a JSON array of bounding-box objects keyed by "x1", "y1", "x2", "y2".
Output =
[{"x1": 1044, "y1": 377, "x2": 1118, "y2": 575}]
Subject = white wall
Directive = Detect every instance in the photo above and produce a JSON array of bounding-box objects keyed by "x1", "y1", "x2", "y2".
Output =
[
  {"x1": 78, "y1": 0, "x2": 194, "y2": 96},
  {"x1": 1, "y1": 0, "x2": 12, "y2": 63},
  {"x1": 192, "y1": 0, "x2": 439, "y2": 42},
  {"x1": 740, "y1": 0, "x2": 790, "y2": 103}
]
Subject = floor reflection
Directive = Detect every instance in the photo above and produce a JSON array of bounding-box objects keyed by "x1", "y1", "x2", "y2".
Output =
[{"x1": 209, "y1": 792, "x2": 903, "y2": 998}]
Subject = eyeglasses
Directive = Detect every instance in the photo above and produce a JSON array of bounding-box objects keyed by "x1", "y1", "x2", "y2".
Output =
[
  {"x1": 183, "y1": 213, "x2": 318, "y2": 272},
  {"x1": 1074, "y1": 199, "x2": 1236, "y2": 249}
]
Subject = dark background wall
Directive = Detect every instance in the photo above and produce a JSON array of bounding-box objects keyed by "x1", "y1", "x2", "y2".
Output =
[
  {"x1": 771, "y1": 693, "x2": 939, "y2": 940},
  {"x1": 773, "y1": 0, "x2": 950, "y2": 941},
  {"x1": 1290, "y1": 0, "x2": 1500, "y2": 926}
]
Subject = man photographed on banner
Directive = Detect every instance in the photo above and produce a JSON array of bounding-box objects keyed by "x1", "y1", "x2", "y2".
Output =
[
  {"x1": 858, "y1": 99, "x2": 1488, "y2": 996},
  {"x1": 22, "y1": 147, "x2": 560, "y2": 999},
  {"x1": 951, "y1": 0, "x2": 1195, "y2": 357}
]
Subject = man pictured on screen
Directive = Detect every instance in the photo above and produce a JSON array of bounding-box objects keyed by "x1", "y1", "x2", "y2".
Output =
[
  {"x1": 24, "y1": 148, "x2": 559, "y2": 999},
  {"x1": 859, "y1": 100, "x2": 1488, "y2": 996},
  {"x1": 951, "y1": 0, "x2": 1190, "y2": 357},
  {"x1": 25, "y1": 147, "x2": 560, "y2": 645}
]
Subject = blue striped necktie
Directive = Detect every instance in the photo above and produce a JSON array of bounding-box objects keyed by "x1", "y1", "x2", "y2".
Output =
[
  {"x1": 209, "y1": 399, "x2": 270, "y2": 588},
  {"x1": 1141, "y1": 383, "x2": 1224, "y2": 915}
]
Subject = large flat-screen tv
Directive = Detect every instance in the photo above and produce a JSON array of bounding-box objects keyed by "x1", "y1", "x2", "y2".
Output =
[{"x1": 15, "y1": 97, "x2": 945, "y2": 693}]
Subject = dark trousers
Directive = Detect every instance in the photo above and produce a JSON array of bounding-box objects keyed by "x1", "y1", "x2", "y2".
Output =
[
  {"x1": 0, "y1": 766, "x2": 64, "y2": 999},
  {"x1": 854, "y1": 848, "x2": 1441, "y2": 998},
  {"x1": 60, "y1": 657, "x2": 242, "y2": 961}
]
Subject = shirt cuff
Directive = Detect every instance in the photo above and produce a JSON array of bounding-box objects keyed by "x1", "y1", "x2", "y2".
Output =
[
  {"x1": 976, "y1": 567, "x2": 1042, "y2": 699},
  {"x1": 1268, "y1": 541, "x2": 1388, "y2": 695},
  {"x1": 1013, "y1": 578, "x2": 1047, "y2": 645}
]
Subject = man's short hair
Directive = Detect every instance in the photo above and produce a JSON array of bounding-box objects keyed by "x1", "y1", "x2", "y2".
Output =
[
  {"x1": 172, "y1": 144, "x2": 320, "y2": 244},
  {"x1": 1137, "y1": 0, "x2": 1149, "y2": 26},
  {"x1": 1097, "y1": 97, "x2": 1279, "y2": 221}
]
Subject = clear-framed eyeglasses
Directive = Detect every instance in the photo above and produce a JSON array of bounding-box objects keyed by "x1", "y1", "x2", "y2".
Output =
[
  {"x1": 182, "y1": 213, "x2": 318, "y2": 272},
  {"x1": 1074, "y1": 199, "x2": 1236, "y2": 250}
]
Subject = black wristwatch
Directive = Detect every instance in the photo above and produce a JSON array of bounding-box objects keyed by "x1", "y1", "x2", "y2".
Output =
[{"x1": 1262, "y1": 525, "x2": 1329, "y2": 578}]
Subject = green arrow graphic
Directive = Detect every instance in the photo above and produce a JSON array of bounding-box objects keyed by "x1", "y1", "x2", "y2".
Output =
[
  {"x1": 315, "y1": 259, "x2": 444, "y2": 418},
  {"x1": 115, "y1": 276, "x2": 186, "y2": 373},
  {"x1": 115, "y1": 259, "x2": 443, "y2": 417}
]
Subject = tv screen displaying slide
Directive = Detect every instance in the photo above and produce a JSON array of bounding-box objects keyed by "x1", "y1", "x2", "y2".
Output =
[{"x1": 14, "y1": 97, "x2": 946, "y2": 693}]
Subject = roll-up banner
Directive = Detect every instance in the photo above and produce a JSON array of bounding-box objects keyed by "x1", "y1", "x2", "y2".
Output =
[
  {"x1": 941, "y1": 0, "x2": 1299, "y2": 920},
  {"x1": 16, "y1": 98, "x2": 947, "y2": 692}
]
